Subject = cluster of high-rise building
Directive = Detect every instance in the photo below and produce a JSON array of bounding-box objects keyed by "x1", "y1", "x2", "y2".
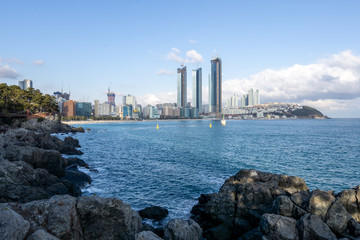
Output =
[{"x1": 226, "y1": 88, "x2": 261, "y2": 109}]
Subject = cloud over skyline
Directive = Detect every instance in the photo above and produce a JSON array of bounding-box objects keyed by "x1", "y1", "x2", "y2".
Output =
[
  {"x1": 156, "y1": 69, "x2": 174, "y2": 75},
  {"x1": 0, "y1": 64, "x2": 20, "y2": 79},
  {"x1": 166, "y1": 48, "x2": 203, "y2": 64}
]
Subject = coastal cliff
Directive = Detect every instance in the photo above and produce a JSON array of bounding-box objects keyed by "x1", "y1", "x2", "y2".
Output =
[{"x1": 1, "y1": 119, "x2": 359, "y2": 240}]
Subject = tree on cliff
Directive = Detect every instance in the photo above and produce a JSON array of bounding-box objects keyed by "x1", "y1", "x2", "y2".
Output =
[{"x1": 0, "y1": 83, "x2": 59, "y2": 116}]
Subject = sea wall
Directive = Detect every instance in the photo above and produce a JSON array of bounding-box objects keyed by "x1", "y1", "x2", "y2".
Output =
[{"x1": 1, "y1": 119, "x2": 360, "y2": 239}]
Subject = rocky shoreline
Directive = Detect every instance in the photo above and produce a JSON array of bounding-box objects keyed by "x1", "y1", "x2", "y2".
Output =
[{"x1": 1, "y1": 118, "x2": 359, "y2": 239}]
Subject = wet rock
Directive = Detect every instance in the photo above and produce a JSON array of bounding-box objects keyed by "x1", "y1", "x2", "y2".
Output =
[
  {"x1": 77, "y1": 196, "x2": 142, "y2": 240},
  {"x1": 136, "y1": 231, "x2": 163, "y2": 240},
  {"x1": 164, "y1": 219, "x2": 202, "y2": 240},
  {"x1": 27, "y1": 229, "x2": 60, "y2": 240},
  {"x1": 272, "y1": 195, "x2": 294, "y2": 217},
  {"x1": 290, "y1": 191, "x2": 310, "y2": 210},
  {"x1": 238, "y1": 227, "x2": 262, "y2": 240},
  {"x1": 66, "y1": 157, "x2": 88, "y2": 167},
  {"x1": 260, "y1": 213, "x2": 299, "y2": 240},
  {"x1": 297, "y1": 213, "x2": 336, "y2": 240},
  {"x1": 309, "y1": 189, "x2": 335, "y2": 221},
  {"x1": 348, "y1": 218, "x2": 360, "y2": 237},
  {"x1": 62, "y1": 166, "x2": 91, "y2": 188},
  {"x1": 325, "y1": 201, "x2": 351, "y2": 234},
  {"x1": 64, "y1": 136, "x2": 81, "y2": 148},
  {"x1": 205, "y1": 222, "x2": 232, "y2": 240},
  {"x1": 139, "y1": 206, "x2": 169, "y2": 221},
  {"x1": 0, "y1": 204, "x2": 30, "y2": 240}
]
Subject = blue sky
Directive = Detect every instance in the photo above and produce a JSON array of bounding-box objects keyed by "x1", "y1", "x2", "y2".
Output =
[{"x1": 1, "y1": 0, "x2": 360, "y2": 117}]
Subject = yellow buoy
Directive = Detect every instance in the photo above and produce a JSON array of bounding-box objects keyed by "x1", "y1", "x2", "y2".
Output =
[
  {"x1": 209, "y1": 123, "x2": 212, "y2": 128},
  {"x1": 156, "y1": 124, "x2": 159, "y2": 129}
]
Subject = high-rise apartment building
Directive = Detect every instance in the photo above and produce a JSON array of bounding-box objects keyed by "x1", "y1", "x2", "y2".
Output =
[
  {"x1": 230, "y1": 94, "x2": 239, "y2": 108},
  {"x1": 107, "y1": 89, "x2": 115, "y2": 106},
  {"x1": 192, "y1": 68, "x2": 202, "y2": 112},
  {"x1": 209, "y1": 57, "x2": 222, "y2": 117},
  {"x1": 177, "y1": 65, "x2": 187, "y2": 108},
  {"x1": 122, "y1": 94, "x2": 136, "y2": 106},
  {"x1": 18, "y1": 79, "x2": 33, "y2": 90}
]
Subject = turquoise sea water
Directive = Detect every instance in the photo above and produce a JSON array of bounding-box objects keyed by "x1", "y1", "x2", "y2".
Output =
[{"x1": 69, "y1": 119, "x2": 360, "y2": 219}]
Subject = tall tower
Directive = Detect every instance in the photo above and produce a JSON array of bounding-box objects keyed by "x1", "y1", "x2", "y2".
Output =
[
  {"x1": 18, "y1": 79, "x2": 33, "y2": 90},
  {"x1": 177, "y1": 65, "x2": 187, "y2": 108},
  {"x1": 192, "y1": 68, "x2": 202, "y2": 112},
  {"x1": 209, "y1": 57, "x2": 222, "y2": 118},
  {"x1": 107, "y1": 88, "x2": 115, "y2": 106}
]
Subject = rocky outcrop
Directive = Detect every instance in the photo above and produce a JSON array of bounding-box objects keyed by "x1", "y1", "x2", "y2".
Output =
[
  {"x1": 164, "y1": 219, "x2": 202, "y2": 240},
  {"x1": 136, "y1": 231, "x2": 163, "y2": 240},
  {"x1": 191, "y1": 169, "x2": 360, "y2": 240},
  {"x1": 0, "y1": 195, "x2": 142, "y2": 240},
  {"x1": 139, "y1": 206, "x2": 169, "y2": 221}
]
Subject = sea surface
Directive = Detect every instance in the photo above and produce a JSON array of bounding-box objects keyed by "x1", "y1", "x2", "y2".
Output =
[{"x1": 66, "y1": 119, "x2": 360, "y2": 220}]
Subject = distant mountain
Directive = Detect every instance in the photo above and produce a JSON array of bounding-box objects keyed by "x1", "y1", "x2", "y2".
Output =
[{"x1": 290, "y1": 106, "x2": 329, "y2": 119}]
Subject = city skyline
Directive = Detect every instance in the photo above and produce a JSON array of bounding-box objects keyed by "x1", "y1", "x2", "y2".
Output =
[{"x1": 1, "y1": 1, "x2": 360, "y2": 117}]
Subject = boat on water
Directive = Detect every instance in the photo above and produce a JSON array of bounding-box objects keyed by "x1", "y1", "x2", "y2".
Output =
[{"x1": 221, "y1": 115, "x2": 226, "y2": 126}]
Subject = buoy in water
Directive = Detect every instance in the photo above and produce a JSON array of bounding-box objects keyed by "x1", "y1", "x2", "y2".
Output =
[
  {"x1": 209, "y1": 123, "x2": 212, "y2": 128},
  {"x1": 156, "y1": 124, "x2": 159, "y2": 129}
]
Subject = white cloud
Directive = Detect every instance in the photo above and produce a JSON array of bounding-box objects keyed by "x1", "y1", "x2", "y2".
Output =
[
  {"x1": 189, "y1": 39, "x2": 198, "y2": 44},
  {"x1": 166, "y1": 48, "x2": 203, "y2": 64},
  {"x1": 138, "y1": 92, "x2": 176, "y2": 106},
  {"x1": 156, "y1": 69, "x2": 174, "y2": 75},
  {"x1": 34, "y1": 59, "x2": 44, "y2": 66},
  {"x1": 0, "y1": 64, "x2": 20, "y2": 79},
  {"x1": 0, "y1": 57, "x2": 23, "y2": 65}
]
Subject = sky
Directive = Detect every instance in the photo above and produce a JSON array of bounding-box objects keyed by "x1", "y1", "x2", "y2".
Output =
[{"x1": 1, "y1": 0, "x2": 360, "y2": 118}]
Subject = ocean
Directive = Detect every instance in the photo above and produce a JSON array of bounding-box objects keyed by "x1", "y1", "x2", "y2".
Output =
[{"x1": 67, "y1": 119, "x2": 360, "y2": 220}]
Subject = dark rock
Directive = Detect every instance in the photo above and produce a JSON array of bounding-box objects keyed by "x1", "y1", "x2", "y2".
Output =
[
  {"x1": 348, "y1": 218, "x2": 360, "y2": 237},
  {"x1": 64, "y1": 136, "x2": 81, "y2": 148},
  {"x1": 205, "y1": 222, "x2": 232, "y2": 240},
  {"x1": 309, "y1": 189, "x2": 335, "y2": 221},
  {"x1": 77, "y1": 196, "x2": 142, "y2": 240},
  {"x1": 139, "y1": 206, "x2": 169, "y2": 221},
  {"x1": 0, "y1": 204, "x2": 30, "y2": 240},
  {"x1": 66, "y1": 157, "x2": 88, "y2": 167},
  {"x1": 290, "y1": 191, "x2": 310, "y2": 209},
  {"x1": 297, "y1": 213, "x2": 336, "y2": 240},
  {"x1": 164, "y1": 219, "x2": 202, "y2": 240},
  {"x1": 272, "y1": 195, "x2": 294, "y2": 217},
  {"x1": 142, "y1": 223, "x2": 155, "y2": 232},
  {"x1": 199, "y1": 193, "x2": 212, "y2": 204},
  {"x1": 27, "y1": 229, "x2": 60, "y2": 240},
  {"x1": 71, "y1": 126, "x2": 85, "y2": 133},
  {"x1": 238, "y1": 227, "x2": 262, "y2": 240},
  {"x1": 260, "y1": 213, "x2": 299, "y2": 240},
  {"x1": 136, "y1": 231, "x2": 163, "y2": 240},
  {"x1": 325, "y1": 201, "x2": 352, "y2": 234},
  {"x1": 62, "y1": 168, "x2": 91, "y2": 188}
]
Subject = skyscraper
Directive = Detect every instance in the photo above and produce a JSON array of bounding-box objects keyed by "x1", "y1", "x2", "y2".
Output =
[
  {"x1": 177, "y1": 65, "x2": 187, "y2": 108},
  {"x1": 209, "y1": 57, "x2": 222, "y2": 118},
  {"x1": 192, "y1": 68, "x2": 202, "y2": 112},
  {"x1": 107, "y1": 89, "x2": 115, "y2": 106},
  {"x1": 230, "y1": 94, "x2": 239, "y2": 108},
  {"x1": 18, "y1": 79, "x2": 33, "y2": 90}
]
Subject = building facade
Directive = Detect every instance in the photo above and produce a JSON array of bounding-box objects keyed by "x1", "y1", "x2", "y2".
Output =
[
  {"x1": 192, "y1": 68, "x2": 202, "y2": 113},
  {"x1": 76, "y1": 102, "x2": 92, "y2": 118},
  {"x1": 62, "y1": 100, "x2": 76, "y2": 117},
  {"x1": 18, "y1": 79, "x2": 33, "y2": 90},
  {"x1": 177, "y1": 65, "x2": 187, "y2": 108},
  {"x1": 209, "y1": 58, "x2": 222, "y2": 117}
]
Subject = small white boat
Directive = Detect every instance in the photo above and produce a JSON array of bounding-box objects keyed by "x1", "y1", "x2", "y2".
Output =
[{"x1": 221, "y1": 115, "x2": 226, "y2": 126}]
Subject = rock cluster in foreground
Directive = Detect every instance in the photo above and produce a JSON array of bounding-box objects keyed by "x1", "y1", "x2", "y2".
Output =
[{"x1": 191, "y1": 169, "x2": 360, "y2": 240}]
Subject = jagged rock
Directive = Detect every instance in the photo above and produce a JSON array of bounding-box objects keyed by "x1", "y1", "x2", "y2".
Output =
[
  {"x1": 139, "y1": 206, "x2": 169, "y2": 221},
  {"x1": 0, "y1": 205, "x2": 30, "y2": 240},
  {"x1": 272, "y1": 195, "x2": 294, "y2": 217},
  {"x1": 77, "y1": 196, "x2": 142, "y2": 240},
  {"x1": 62, "y1": 165, "x2": 91, "y2": 188},
  {"x1": 0, "y1": 157, "x2": 76, "y2": 203},
  {"x1": 36, "y1": 134, "x2": 83, "y2": 155},
  {"x1": 164, "y1": 219, "x2": 202, "y2": 240},
  {"x1": 260, "y1": 213, "x2": 299, "y2": 240},
  {"x1": 22, "y1": 117, "x2": 70, "y2": 133},
  {"x1": 66, "y1": 157, "x2": 88, "y2": 167},
  {"x1": 136, "y1": 231, "x2": 163, "y2": 240},
  {"x1": 205, "y1": 222, "x2": 233, "y2": 240},
  {"x1": 338, "y1": 187, "x2": 360, "y2": 222},
  {"x1": 290, "y1": 191, "x2": 310, "y2": 210},
  {"x1": 64, "y1": 136, "x2": 81, "y2": 148},
  {"x1": 192, "y1": 169, "x2": 308, "y2": 238},
  {"x1": 309, "y1": 189, "x2": 335, "y2": 221},
  {"x1": 325, "y1": 201, "x2": 352, "y2": 234},
  {"x1": 297, "y1": 213, "x2": 336, "y2": 240},
  {"x1": 5, "y1": 145, "x2": 66, "y2": 177},
  {"x1": 9, "y1": 195, "x2": 83, "y2": 239},
  {"x1": 27, "y1": 229, "x2": 60, "y2": 240}
]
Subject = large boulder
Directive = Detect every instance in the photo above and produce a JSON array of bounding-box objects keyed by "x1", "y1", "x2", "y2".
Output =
[
  {"x1": 77, "y1": 196, "x2": 142, "y2": 240},
  {"x1": 164, "y1": 219, "x2": 202, "y2": 240},
  {"x1": 338, "y1": 186, "x2": 360, "y2": 222},
  {"x1": 0, "y1": 204, "x2": 30, "y2": 240},
  {"x1": 308, "y1": 189, "x2": 335, "y2": 221},
  {"x1": 325, "y1": 201, "x2": 352, "y2": 234},
  {"x1": 260, "y1": 213, "x2": 299, "y2": 240},
  {"x1": 8, "y1": 194, "x2": 83, "y2": 239},
  {"x1": 139, "y1": 206, "x2": 169, "y2": 221},
  {"x1": 297, "y1": 213, "x2": 337, "y2": 240},
  {"x1": 62, "y1": 165, "x2": 92, "y2": 188},
  {"x1": 272, "y1": 195, "x2": 294, "y2": 217},
  {"x1": 27, "y1": 229, "x2": 60, "y2": 240}
]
